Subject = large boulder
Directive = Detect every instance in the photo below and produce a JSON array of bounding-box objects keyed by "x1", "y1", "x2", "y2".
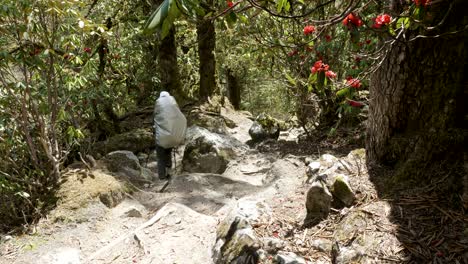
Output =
[
  {"x1": 183, "y1": 126, "x2": 245, "y2": 174},
  {"x1": 105, "y1": 150, "x2": 153, "y2": 182},
  {"x1": 248, "y1": 113, "x2": 280, "y2": 143},
  {"x1": 213, "y1": 199, "x2": 271, "y2": 264},
  {"x1": 92, "y1": 128, "x2": 154, "y2": 156}
]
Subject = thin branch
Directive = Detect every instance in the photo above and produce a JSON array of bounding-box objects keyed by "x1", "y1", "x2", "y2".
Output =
[
  {"x1": 408, "y1": 24, "x2": 468, "y2": 42},
  {"x1": 246, "y1": 0, "x2": 336, "y2": 20}
]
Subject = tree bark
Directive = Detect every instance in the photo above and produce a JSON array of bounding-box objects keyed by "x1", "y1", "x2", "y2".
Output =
[
  {"x1": 197, "y1": 17, "x2": 216, "y2": 100},
  {"x1": 366, "y1": 1, "x2": 467, "y2": 179},
  {"x1": 158, "y1": 26, "x2": 183, "y2": 98},
  {"x1": 226, "y1": 68, "x2": 241, "y2": 109}
]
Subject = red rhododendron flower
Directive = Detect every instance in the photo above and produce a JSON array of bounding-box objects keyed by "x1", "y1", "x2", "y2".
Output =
[
  {"x1": 325, "y1": 35, "x2": 332, "y2": 42},
  {"x1": 366, "y1": 39, "x2": 372, "y2": 44},
  {"x1": 325, "y1": 70, "x2": 336, "y2": 79},
  {"x1": 311, "y1": 60, "x2": 330, "y2": 74},
  {"x1": 343, "y1": 13, "x2": 363, "y2": 28},
  {"x1": 347, "y1": 78, "x2": 361, "y2": 88},
  {"x1": 84, "y1": 47, "x2": 91, "y2": 53},
  {"x1": 347, "y1": 99, "x2": 365, "y2": 108},
  {"x1": 373, "y1": 14, "x2": 392, "y2": 28},
  {"x1": 303, "y1": 25, "x2": 315, "y2": 35},
  {"x1": 227, "y1": 0, "x2": 234, "y2": 7},
  {"x1": 414, "y1": 0, "x2": 430, "y2": 6}
]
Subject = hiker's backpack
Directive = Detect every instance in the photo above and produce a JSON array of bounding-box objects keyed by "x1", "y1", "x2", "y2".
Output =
[{"x1": 154, "y1": 92, "x2": 187, "y2": 149}]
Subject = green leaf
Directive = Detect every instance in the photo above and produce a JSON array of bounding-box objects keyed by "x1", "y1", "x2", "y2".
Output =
[
  {"x1": 178, "y1": 0, "x2": 204, "y2": 17},
  {"x1": 57, "y1": 108, "x2": 67, "y2": 122},
  {"x1": 396, "y1": 17, "x2": 410, "y2": 29},
  {"x1": 176, "y1": 0, "x2": 191, "y2": 15},
  {"x1": 74, "y1": 56, "x2": 83, "y2": 65},
  {"x1": 143, "y1": 0, "x2": 174, "y2": 34},
  {"x1": 276, "y1": 0, "x2": 288, "y2": 13},
  {"x1": 75, "y1": 129, "x2": 85, "y2": 139},
  {"x1": 308, "y1": 72, "x2": 317, "y2": 84},
  {"x1": 336, "y1": 87, "x2": 350, "y2": 98},
  {"x1": 317, "y1": 71, "x2": 325, "y2": 91},
  {"x1": 238, "y1": 14, "x2": 248, "y2": 23},
  {"x1": 284, "y1": 1, "x2": 290, "y2": 12},
  {"x1": 284, "y1": 72, "x2": 296, "y2": 86},
  {"x1": 226, "y1": 12, "x2": 237, "y2": 27}
]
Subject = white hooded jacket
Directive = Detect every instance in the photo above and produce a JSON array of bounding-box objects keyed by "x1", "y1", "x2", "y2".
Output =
[{"x1": 154, "y1": 91, "x2": 187, "y2": 148}]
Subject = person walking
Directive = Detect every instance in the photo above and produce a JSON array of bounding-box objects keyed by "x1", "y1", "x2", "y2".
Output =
[{"x1": 153, "y1": 91, "x2": 187, "y2": 180}]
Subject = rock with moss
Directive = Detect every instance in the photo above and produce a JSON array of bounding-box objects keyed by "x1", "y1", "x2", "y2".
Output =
[
  {"x1": 183, "y1": 126, "x2": 245, "y2": 174},
  {"x1": 92, "y1": 128, "x2": 154, "y2": 156},
  {"x1": 304, "y1": 181, "x2": 332, "y2": 226},
  {"x1": 332, "y1": 202, "x2": 401, "y2": 264},
  {"x1": 189, "y1": 112, "x2": 228, "y2": 134},
  {"x1": 331, "y1": 174, "x2": 356, "y2": 207},
  {"x1": 188, "y1": 95, "x2": 230, "y2": 134},
  {"x1": 213, "y1": 199, "x2": 271, "y2": 264},
  {"x1": 248, "y1": 113, "x2": 281, "y2": 143},
  {"x1": 105, "y1": 150, "x2": 153, "y2": 182}
]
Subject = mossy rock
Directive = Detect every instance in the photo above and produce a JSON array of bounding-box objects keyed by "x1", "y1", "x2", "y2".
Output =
[
  {"x1": 50, "y1": 169, "x2": 130, "y2": 222},
  {"x1": 189, "y1": 112, "x2": 228, "y2": 134},
  {"x1": 347, "y1": 148, "x2": 366, "y2": 159},
  {"x1": 255, "y1": 113, "x2": 279, "y2": 130},
  {"x1": 331, "y1": 174, "x2": 356, "y2": 207},
  {"x1": 182, "y1": 137, "x2": 230, "y2": 174},
  {"x1": 91, "y1": 128, "x2": 154, "y2": 156}
]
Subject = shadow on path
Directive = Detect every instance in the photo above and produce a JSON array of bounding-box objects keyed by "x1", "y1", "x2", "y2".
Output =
[{"x1": 368, "y1": 161, "x2": 467, "y2": 263}]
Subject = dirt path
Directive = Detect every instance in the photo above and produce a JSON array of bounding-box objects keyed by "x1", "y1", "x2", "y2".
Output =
[{"x1": 0, "y1": 108, "x2": 307, "y2": 264}]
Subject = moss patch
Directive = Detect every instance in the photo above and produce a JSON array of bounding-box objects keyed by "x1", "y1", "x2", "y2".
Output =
[{"x1": 50, "y1": 169, "x2": 129, "y2": 222}]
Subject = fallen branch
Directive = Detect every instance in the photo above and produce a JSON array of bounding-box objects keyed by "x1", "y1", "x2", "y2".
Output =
[{"x1": 85, "y1": 205, "x2": 175, "y2": 261}]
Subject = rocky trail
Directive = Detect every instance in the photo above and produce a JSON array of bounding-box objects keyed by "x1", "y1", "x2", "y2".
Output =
[{"x1": 1, "y1": 107, "x2": 467, "y2": 264}]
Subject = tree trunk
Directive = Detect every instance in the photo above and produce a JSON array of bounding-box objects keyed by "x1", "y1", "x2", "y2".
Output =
[
  {"x1": 366, "y1": 1, "x2": 467, "y2": 180},
  {"x1": 226, "y1": 68, "x2": 241, "y2": 109},
  {"x1": 197, "y1": 17, "x2": 216, "y2": 100},
  {"x1": 158, "y1": 26, "x2": 184, "y2": 99}
]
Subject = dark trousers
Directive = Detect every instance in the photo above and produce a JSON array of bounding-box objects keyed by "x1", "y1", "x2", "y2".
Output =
[{"x1": 156, "y1": 145, "x2": 172, "y2": 179}]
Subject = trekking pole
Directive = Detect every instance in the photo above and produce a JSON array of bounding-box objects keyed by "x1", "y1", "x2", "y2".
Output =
[{"x1": 172, "y1": 147, "x2": 176, "y2": 174}]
